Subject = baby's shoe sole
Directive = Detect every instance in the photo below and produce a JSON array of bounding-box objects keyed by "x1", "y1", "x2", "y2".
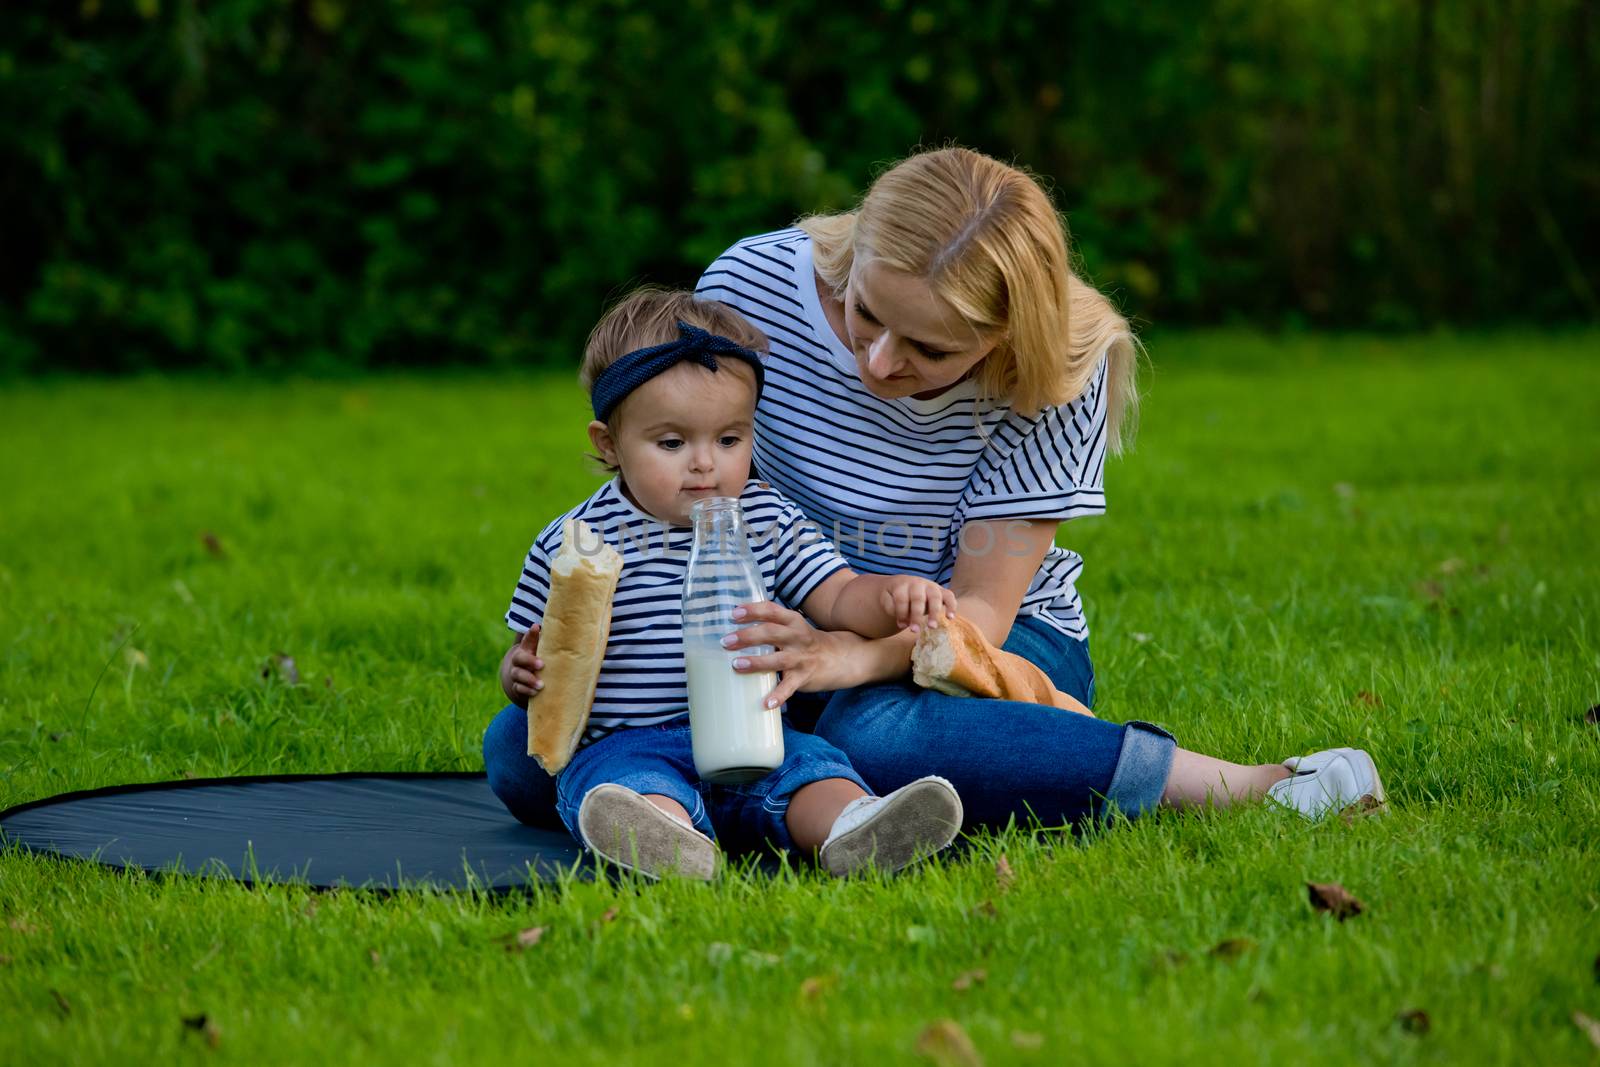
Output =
[
  {"x1": 820, "y1": 777, "x2": 962, "y2": 877},
  {"x1": 577, "y1": 784, "x2": 717, "y2": 881}
]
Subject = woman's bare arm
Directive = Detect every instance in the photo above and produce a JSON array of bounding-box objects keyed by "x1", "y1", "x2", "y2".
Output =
[{"x1": 947, "y1": 518, "x2": 1061, "y2": 646}]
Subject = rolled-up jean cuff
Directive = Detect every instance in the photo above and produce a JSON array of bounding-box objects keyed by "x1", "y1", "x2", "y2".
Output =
[{"x1": 1102, "y1": 720, "x2": 1177, "y2": 822}]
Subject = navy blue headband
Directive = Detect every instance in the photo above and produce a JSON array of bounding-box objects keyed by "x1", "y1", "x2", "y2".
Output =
[{"x1": 590, "y1": 321, "x2": 766, "y2": 423}]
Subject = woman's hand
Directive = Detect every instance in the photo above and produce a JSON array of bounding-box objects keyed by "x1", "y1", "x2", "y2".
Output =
[{"x1": 722, "y1": 601, "x2": 870, "y2": 708}]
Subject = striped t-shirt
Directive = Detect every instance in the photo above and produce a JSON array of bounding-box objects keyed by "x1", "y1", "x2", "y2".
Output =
[
  {"x1": 504, "y1": 476, "x2": 851, "y2": 743},
  {"x1": 697, "y1": 228, "x2": 1108, "y2": 641}
]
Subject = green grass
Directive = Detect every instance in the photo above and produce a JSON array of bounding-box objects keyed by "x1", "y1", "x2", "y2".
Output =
[{"x1": 3, "y1": 330, "x2": 1598, "y2": 1065}]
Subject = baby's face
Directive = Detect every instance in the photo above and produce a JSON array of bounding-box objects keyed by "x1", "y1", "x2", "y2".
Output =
[{"x1": 589, "y1": 361, "x2": 757, "y2": 526}]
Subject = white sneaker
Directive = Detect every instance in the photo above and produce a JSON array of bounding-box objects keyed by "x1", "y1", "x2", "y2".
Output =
[
  {"x1": 1266, "y1": 747, "x2": 1386, "y2": 820},
  {"x1": 818, "y1": 776, "x2": 963, "y2": 877},
  {"x1": 576, "y1": 784, "x2": 718, "y2": 880}
]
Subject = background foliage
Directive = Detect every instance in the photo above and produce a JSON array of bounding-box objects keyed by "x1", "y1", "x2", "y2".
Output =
[{"x1": 3, "y1": 0, "x2": 1597, "y2": 373}]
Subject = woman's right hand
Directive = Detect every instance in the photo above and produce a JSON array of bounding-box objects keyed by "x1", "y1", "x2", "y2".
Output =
[
  {"x1": 501, "y1": 624, "x2": 545, "y2": 707},
  {"x1": 724, "y1": 602, "x2": 913, "y2": 706}
]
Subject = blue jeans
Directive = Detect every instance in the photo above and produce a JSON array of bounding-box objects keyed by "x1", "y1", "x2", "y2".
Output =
[
  {"x1": 482, "y1": 614, "x2": 1176, "y2": 832},
  {"x1": 808, "y1": 615, "x2": 1175, "y2": 829},
  {"x1": 552, "y1": 720, "x2": 867, "y2": 853}
]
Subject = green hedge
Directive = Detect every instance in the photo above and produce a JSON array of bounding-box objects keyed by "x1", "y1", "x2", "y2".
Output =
[{"x1": 3, "y1": 0, "x2": 1596, "y2": 372}]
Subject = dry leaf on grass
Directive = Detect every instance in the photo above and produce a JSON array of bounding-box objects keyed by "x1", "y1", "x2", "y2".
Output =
[
  {"x1": 995, "y1": 855, "x2": 1014, "y2": 893},
  {"x1": 1307, "y1": 881, "x2": 1365, "y2": 920},
  {"x1": 1209, "y1": 937, "x2": 1257, "y2": 960},
  {"x1": 1436, "y1": 558, "x2": 1466, "y2": 575},
  {"x1": 1573, "y1": 1012, "x2": 1600, "y2": 1049},
  {"x1": 969, "y1": 900, "x2": 998, "y2": 919},
  {"x1": 916, "y1": 1019, "x2": 984, "y2": 1067},
  {"x1": 799, "y1": 975, "x2": 838, "y2": 1001},
  {"x1": 9, "y1": 916, "x2": 39, "y2": 934},
  {"x1": 200, "y1": 531, "x2": 227, "y2": 559},
  {"x1": 502, "y1": 926, "x2": 546, "y2": 952},
  {"x1": 182, "y1": 1013, "x2": 222, "y2": 1048},
  {"x1": 1354, "y1": 690, "x2": 1382, "y2": 708},
  {"x1": 952, "y1": 968, "x2": 987, "y2": 991},
  {"x1": 1396, "y1": 1009, "x2": 1431, "y2": 1034},
  {"x1": 367, "y1": 949, "x2": 381, "y2": 967},
  {"x1": 595, "y1": 907, "x2": 619, "y2": 926},
  {"x1": 1009, "y1": 1031, "x2": 1043, "y2": 1051}
]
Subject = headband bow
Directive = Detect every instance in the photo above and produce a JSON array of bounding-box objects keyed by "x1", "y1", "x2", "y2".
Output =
[{"x1": 589, "y1": 322, "x2": 765, "y2": 423}]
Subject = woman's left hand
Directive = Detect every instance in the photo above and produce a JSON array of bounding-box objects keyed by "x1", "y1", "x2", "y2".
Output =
[{"x1": 722, "y1": 601, "x2": 862, "y2": 708}]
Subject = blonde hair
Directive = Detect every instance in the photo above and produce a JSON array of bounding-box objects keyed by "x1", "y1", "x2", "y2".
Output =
[
  {"x1": 580, "y1": 287, "x2": 769, "y2": 473},
  {"x1": 800, "y1": 147, "x2": 1139, "y2": 451}
]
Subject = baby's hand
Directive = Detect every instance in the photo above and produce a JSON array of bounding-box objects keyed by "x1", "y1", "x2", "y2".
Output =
[
  {"x1": 879, "y1": 577, "x2": 958, "y2": 633},
  {"x1": 505, "y1": 623, "x2": 546, "y2": 705}
]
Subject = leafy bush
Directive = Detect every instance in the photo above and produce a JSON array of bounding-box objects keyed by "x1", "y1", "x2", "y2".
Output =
[{"x1": 1, "y1": 0, "x2": 1595, "y2": 372}]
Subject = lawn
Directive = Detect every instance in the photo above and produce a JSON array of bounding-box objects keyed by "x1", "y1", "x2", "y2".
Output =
[{"x1": 2, "y1": 331, "x2": 1598, "y2": 1065}]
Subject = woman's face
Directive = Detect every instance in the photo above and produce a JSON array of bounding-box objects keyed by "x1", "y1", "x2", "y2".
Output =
[{"x1": 843, "y1": 260, "x2": 1003, "y2": 400}]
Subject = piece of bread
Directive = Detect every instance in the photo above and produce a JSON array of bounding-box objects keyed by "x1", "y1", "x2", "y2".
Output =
[
  {"x1": 911, "y1": 614, "x2": 1094, "y2": 716},
  {"x1": 525, "y1": 518, "x2": 624, "y2": 774}
]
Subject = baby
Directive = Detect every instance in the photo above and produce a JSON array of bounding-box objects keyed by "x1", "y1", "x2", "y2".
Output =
[{"x1": 495, "y1": 288, "x2": 964, "y2": 879}]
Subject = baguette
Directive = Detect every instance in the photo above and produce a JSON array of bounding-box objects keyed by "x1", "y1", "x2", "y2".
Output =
[
  {"x1": 911, "y1": 614, "x2": 1094, "y2": 716},
  {"x1": 525, "y1": 518, "x2": 624, "y2": 774}
]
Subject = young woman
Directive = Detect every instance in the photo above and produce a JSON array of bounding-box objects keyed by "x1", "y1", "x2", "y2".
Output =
[{"x1": 691, "y1": 146, "x2": 1384, "y2": 828}]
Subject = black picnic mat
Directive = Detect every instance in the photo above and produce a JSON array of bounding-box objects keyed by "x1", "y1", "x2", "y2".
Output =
[{"x1": 0, "y1": 772, "x2": 588, "y2": 891}]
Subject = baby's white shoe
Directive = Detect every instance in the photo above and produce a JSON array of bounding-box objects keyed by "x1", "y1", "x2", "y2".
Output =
[
  {"x1": 818, "y1": 776, "x2": 963, "y2": 877},
  {"x1": 576, "y1": 783, "x2": 718, "y2": 880},
  {"x1": 1266, "y1": 747, "x2": 1386, "y2": 820}
]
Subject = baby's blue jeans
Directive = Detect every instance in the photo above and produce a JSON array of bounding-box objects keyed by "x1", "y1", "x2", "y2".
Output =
[
  {"x1": 552, "y1": 720, "x2": 867, "y2": 853},
  {"x1": 483, "y1": 613, "x2": 1176, "y2": 832}
]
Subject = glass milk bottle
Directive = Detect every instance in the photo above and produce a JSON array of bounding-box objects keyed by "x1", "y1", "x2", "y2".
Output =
[{"x1": 682, "y1": 496, "x2": 783, "y2": 784}]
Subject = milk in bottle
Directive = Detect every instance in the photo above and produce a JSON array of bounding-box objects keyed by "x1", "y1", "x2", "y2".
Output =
[{"x1": 682, "y1": 496, "x2": 782, "y2": 783}]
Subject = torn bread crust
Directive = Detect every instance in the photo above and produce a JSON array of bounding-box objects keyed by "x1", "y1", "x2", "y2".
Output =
[
  {"x1": 526, "y1": 518, "x2": 624, "y2": 774},
  {"x1": 910, "y1": 615, "x2": 1093, "y2": 716}
]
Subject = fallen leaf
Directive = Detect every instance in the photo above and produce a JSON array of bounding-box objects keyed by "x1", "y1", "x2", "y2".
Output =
[
  {"x1": 301, "y1": 899, "x2": 319, "y2": 919},
  {"x1": 1436, "y1": 558, "x2": 1466, "y2": 575},
  {"x1": 1009, "y1": 1031, "x2": 1043, "y2": 1050},
  {"x1": 503, "y1": 926, "x2": 546, "y2": 952},
  {"x1": 200, "y1": 531, "x2": 226, "y2": 559},
  {"x1": 182, "y1": 1013, "x2": 222, "y2": 1047},
  {"x1": 1573, "y1": 1011, "x2": 1600, "y2": 1049},
  {"x1": 9, "y1": 917, "x2": 38, "y2": 934},
  {"x1": 1414, "y1": 580, "x2": 1445, "y2": 603},
  {"x1": 799, "y1": 974, "x2": 838, "y2": 1000},
  {"x1": 1209, "y1": 937, "x2": 1257, "y2": 960},
  {"x1": 1396, "y1": 1009, "x2": 1430, "y2": 1035},
  {"x1": 51, "y1": 989, "x2": 70, "y2": 1017},
  {"x1": 952, "y1": 968, "x2": 987, "y2": 991},
  {"x1": 368, "y1": 949, "x2": 380, "y2": 967},
  {"x1": 1339, "y1": 794, "x2": 1388, "y2": 825},
  {"x1": 995, "y1": 855, "x2": 1015, "y2": 893},
  {"x1": 182, "y1": 770, "x2": 197, "y2": 779},
  {"x1": 1354, "y1": 690, "x2": 1382, "y2": 708},
  {"x1": 596, "y1": 907, "x2": 619, "y2": 926},
  {"x1": 1307, "y1": 881, "x2": 1365, "y2": 920},
  {"x1": 916, "y1": 1019, "x2": 984, "y2": 1067},
  {"x1": 969, "y1": 900, "x2": 998, "y2": 919}
]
